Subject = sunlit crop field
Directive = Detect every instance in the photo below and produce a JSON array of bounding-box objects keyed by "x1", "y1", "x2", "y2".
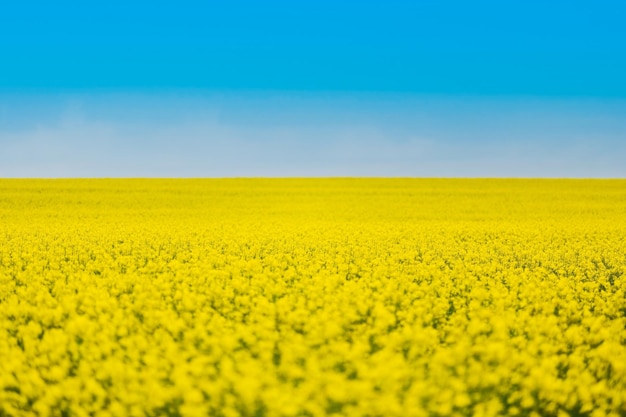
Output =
[{"x1": 1, "y1": 179, "x2": 625, "y2": 417}]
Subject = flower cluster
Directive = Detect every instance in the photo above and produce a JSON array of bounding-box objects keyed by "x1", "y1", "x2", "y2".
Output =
[{"x1": 0, "y1": 179, "x2": 625, "y2": 417}]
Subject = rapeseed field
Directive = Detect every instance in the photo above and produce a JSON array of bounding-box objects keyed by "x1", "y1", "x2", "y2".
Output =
[{"x1": 1, "y1": 178, "x2": 625, "y2": 417}]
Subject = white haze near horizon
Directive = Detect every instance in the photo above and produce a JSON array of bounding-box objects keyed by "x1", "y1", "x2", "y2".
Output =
[{"x1": 0, "y1": 92, "x2": 625, "y2": 178}]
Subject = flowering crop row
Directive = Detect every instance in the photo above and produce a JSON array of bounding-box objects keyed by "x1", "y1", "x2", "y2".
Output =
[{"x1": 1, "y1": 179, "x2": 625, "y2": 417}]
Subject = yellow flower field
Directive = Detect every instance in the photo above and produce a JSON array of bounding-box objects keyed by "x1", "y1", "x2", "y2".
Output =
[{"x1": 1, "y1": 178, "x2": 625, "y2": 417}]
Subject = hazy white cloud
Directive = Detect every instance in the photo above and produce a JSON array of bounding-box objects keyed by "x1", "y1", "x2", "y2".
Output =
[{"x1": 0, "y1": 92, "x2": 625, "y2": 177}]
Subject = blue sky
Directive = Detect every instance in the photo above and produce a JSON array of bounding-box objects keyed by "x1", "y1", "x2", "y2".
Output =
[{"x1": 1, "y1": 0, "x2": 625, "y2": 177}]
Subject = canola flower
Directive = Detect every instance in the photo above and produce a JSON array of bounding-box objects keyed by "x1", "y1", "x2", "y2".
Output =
[{"x1": 0, "y1": 178, "x2": 625, "y2": 417}]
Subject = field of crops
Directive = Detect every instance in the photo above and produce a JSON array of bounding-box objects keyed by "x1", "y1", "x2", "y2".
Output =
[{"x1": 1, "y1": 179, "x2": 625, "y2": 417}]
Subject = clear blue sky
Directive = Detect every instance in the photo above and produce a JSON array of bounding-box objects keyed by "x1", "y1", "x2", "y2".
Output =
[
  {"x1": 2, "y1": 0, "x2": 626, "y2": 95},
  {"x1": 1, "y1": 0, "x2": 625, "y2": 177}
]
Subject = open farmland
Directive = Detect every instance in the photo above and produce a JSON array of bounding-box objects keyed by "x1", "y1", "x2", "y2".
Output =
[{"x1": 1, "y1": 178, "x2": 625, "y2": 417}]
